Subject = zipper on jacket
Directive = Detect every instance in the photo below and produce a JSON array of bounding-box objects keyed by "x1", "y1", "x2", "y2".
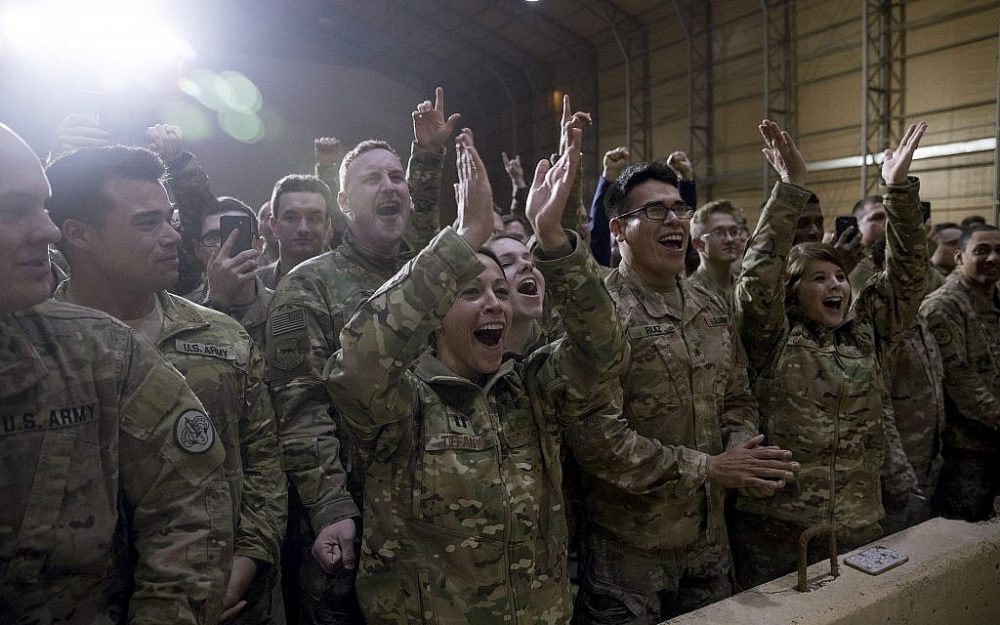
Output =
[
  {"x1": 827, "y1": 352, "x2": 846, "y2": 527},
  {"x1": 486, "y1": 393, "x2": 518, "y2": 624}
]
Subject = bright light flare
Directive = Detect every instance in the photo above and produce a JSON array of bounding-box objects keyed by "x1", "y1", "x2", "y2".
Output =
[{"x1": 1, "y1": 0, "x2": 195, "y2": 86}]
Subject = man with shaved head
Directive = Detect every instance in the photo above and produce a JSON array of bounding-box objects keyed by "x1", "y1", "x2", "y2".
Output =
[{"x1": 0, "y1": 122, "x2": 233, "y2": 623}]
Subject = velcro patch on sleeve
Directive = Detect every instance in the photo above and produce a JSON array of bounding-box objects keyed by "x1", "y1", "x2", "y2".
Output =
[{"x1": 270, "y1": 309, "x2": 306, "y2": 336}]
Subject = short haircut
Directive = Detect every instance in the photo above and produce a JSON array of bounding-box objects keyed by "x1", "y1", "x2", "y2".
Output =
[
  {"x1": 960, "y1": 215, "x2": 987, "y2": 229},
  {"x1": 257, "y1": 201, "x2": 271, "y2": 222},
  {"x1": 269, "y1": 174, "x2": 332, "y2": 218},
  {"x1": 851, "y1": 195, "x2": 883, "y2": 217},
  {"x1": 339, "y1": 139, "x2": 399, "y2": 191},
  {"x1": 46, "y1": 145, "x2": 165, "y2": 229},
  {"x1": 605, "y1": 161, "x2": 679, "y2": 219},
  {"x1": 785, "y1": 243, "x2": 848, "y2": 307},
  {"x1": 929, "y1": 222, "x2": 960, "y2": 237},
  {"x1": 691, "y1": 199, "x2": 743, "y2": 239},
  {"x1": 959, "y1": 223, "x2": 1000, "y2": 249},
  {"x1": 200, "y1": 196, "x2": 259, "y2": 238}
]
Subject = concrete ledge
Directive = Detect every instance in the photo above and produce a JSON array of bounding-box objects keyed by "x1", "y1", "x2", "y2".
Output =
[{"x1": 665, "y1": 518, "x2": 1000, "y2": 625}]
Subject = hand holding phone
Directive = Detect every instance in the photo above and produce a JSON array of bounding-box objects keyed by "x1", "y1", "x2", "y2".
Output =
[
  {"x1": 219, "y1": 215, "x2": 254, "y2": 258},
  {"x1": 835, "y1": 215, "x2": 858, "y2": 241}
]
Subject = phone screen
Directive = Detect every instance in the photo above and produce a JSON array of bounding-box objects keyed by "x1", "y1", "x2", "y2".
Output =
[
  {"x1": 835, "y1": 216, "x2": 857, "y2": 240},
  {"x1": 219, "y1": 215, "x2": 254, "y2": 258}
]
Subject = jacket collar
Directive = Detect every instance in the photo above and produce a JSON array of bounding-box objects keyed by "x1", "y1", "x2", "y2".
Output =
[
  {"x1": 618, "y1": 259, "x2": 684, "y2": 320},
  {"x1": 157, "y1": 291, "x2": 211, "y2": 342},
  {"x1": 414, "y1": 349, "x2": 517, "y2": 395},
  {"x1": 340, "y1": 229, "x2": 417, "y2": 276}
]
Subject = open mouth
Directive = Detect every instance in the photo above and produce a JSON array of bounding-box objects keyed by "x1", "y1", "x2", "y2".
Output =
[
  {"x1": 375, "y1": 202, "x2": 400, "y2": 217},
  {"x1": 822, "y1": 296, "x2": 844, "y2": 312},
  {"x1": 659, "y1": 233, "x2": 685, "y2": 250},
  {"x1": 473, "y1": 322, "x2": 504, "y2": 347},
  {"x1": 516, "y1": 277, "x2": 539, "y2": 296}
]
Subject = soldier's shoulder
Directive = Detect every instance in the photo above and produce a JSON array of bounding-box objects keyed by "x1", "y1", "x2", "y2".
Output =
[
  {"x1": 30, "y1": 300, "x2": 135, "y2": 342},
  {"x1": 167, "y1": 293, "x2": 250, "y2": 340},
  {"x1": 272, "y1": 250, "x2": 361, "y2": 305},
  {"x1": 920, "y1": 277, "x2": 965, "y2": 312}
]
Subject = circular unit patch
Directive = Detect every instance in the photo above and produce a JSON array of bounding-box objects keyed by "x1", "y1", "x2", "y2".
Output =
[{"x1": 175, "y1": 410, "x2": 215, "y2": 454}]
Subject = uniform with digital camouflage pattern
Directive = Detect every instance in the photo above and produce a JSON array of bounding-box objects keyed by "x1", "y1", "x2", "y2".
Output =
[
  {"x1": 326, "y1": 227, "x2": 627, "y2": 625},
  {"x1": 882, "y1": 314, "x2": 946, "y2": 533},
  {"x1": 53, "y1": 284, "x2": 286, "y2": 621},
  {"x1": 919, "y1": 273, "x2": 1000, "y2": 521},
  {"x1": 567, "y1": 259, "x2": 756, "y2": 623},
  {"x1": 0, "y1": 299, "x2": 233, "y2": 625},
  {"x1": 265, "y1": 140, "x2": 445, "y2": 623},
  {"x1": 731, "y1": 179, "x2": 925, "y2": 588}
]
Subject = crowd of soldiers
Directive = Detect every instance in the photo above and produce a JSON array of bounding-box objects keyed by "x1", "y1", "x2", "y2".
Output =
[{"x1": 2, "y1": 86, "x2": 999, "y2": 625}]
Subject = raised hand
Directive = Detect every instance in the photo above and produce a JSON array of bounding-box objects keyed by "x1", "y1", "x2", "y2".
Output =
[
  {"x1": 501, "y1": 151, "x2": 526, "y2": 188},
  {"x1": 759, "y1": 119, "x2": 806, "y2": 187},
  {"x1": 558, "y1": 94, "x2": 592, "y2": 157},
  {"x1": 453, "y1": 129, "x2": 494, "y2": 250},
  {"x1": 602, "y1": 146, "x2": 630, "y2": 182},
  {"x1": 413, "y1": 86, "x2": 461, "y2": 151},
  {"x1": 666, "y1": 150, "x2": 694, "y2": 181},
  {"x1": 527, "y1": 126, "x2": 582, "y2": 253},
  {"x1": 146, "y1": 124, "x2": 184, "y2": 163},
  {"x1": 50, "y1": 114, "x2": 109, "y2": 161},
  {"x1": 205, "y1": 228, "x2": 260, "y2": 308},
  {"x1": 314, "y1": 136, "x2": 342, "y2": 167},
  {"x1": 882, "y1": 122, "x2": 927, "y2": 185}
]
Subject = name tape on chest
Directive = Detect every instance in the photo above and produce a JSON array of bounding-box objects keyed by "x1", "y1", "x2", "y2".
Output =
[
  {"x1": 707, "y1": 314, "x2": 729, "y2": 327},
  {"x1": 175, "y1": 340, "x2": 235, "y2": 361},
  {"x1": 628, "y1": 323, "x2": 677, "y2": 339},
  {"x1": 2, "y1": 401, "x2": 98, "y2": 436}
]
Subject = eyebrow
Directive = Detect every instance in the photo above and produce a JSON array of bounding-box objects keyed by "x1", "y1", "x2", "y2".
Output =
[{"x1": 130, "y1": 208, "x2": 170, "y2": 222}]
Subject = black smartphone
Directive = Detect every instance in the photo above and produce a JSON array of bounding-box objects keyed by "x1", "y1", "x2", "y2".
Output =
[
  {"x1": 219, "y1": 215, "x2": 254, "y2": 257},
  {"x1": 919, "y1": 201, "x2": 931, "y2": 222},
  {"x1": 835, "y1": 215, "x2": 858, "y2": 240}
]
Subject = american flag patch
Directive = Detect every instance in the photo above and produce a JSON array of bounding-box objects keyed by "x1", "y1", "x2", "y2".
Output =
[{"x1": 271, "y1": 309, "x2": 306, "y2": 335}]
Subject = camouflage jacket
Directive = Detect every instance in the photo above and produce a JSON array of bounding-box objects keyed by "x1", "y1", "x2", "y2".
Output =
[
  {"x1": 0, "y1": 301, "x2": 232, "y2": 624},
  {"x1": 326, "y1": 228, "x2": 626, "y2": 625},
  {"x1": 919, "y1": 274, "x2": 1000, "y2": 452},
  {"x1": 569, "y1": 262, "x2": 757, "y2": 551},
  {"x1": 185, "y1": 276, "x2": 274, "y2": 347},
  {"x1": 54, "y1": 285, "x2": 286, "y2": 566},
  {"x1": 849, "y1": 248, "x2": 877, "y2": 302},
  {"x1": 264, "y1": 141, "x2": 445, "y2": 531},
  {"x1": 686, "y1": 264, "x2": 736, "y2": 310},
  {"x1": 886, "y1": 316, "x2": 946, "y2": 494},
  {"x1": 735, "y1": 180, "x2": 925, "y2": 530}
]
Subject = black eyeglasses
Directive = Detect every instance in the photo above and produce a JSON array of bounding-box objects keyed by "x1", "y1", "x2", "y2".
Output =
[{"x1": 617, "y1": 202, "x2": 695, "y2": 222}]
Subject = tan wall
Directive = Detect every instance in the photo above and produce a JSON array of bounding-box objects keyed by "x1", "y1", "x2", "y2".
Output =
[{"x1": 596, "y1": 0, "x2": 1000, "y2": 228}]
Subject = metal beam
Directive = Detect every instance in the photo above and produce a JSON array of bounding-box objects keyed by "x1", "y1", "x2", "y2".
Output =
[
  {"x1": 761, "y1": 0, "x2": 796, "y2": 197},
  {"x1": 673, "y1": 0, "x2": 715, "y2": 199},
  {"x1": 861, "y1": 0, "x2": 905, "y2": 197}
]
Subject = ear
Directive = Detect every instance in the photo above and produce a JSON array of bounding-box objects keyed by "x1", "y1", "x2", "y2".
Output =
[
  {"x1": 691, "y1": 234, "x2": 706, "y2": 253},
  {"x1": 609, "y1": 218, "x2": 625, "y2": 242},
  {"x1": 60, "y1": 219, "x2": 96, "y2": 253},
  {"x1": 954, "y1": 247, "x2": 964, "y2": 266},
  {"x1": 337, "y1": 190, "x2": 351, "y2": 217}
]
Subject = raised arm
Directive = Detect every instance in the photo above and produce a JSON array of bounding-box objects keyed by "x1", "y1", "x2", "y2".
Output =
[
  {"x1": 854, "y1": 122, "x2": 930, "y2": 351},
  {"x1": 735, "y1": 120, "x2": 812, "y2": 372},
  {"x1": 405, "y1": 87, "x2": 458, "y2": 250}
]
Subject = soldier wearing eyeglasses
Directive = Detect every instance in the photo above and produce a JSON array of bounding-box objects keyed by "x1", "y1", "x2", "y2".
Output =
[
  {"x1": 688, "y1": 199, "x2": 748, "y2": 302},
  {"x1": 568, "y1": 161, "x2": 797, "y2": 623}
]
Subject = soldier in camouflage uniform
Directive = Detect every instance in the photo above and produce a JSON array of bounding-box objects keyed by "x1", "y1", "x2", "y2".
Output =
[
  {"x1": 731, "y1": 120, "x2": 926, "y2": 589},
  {"x1": 0, "y1": 122, "x2": 233, "y2": 624},
  {"x1": 687, "y1": 199, "x2": 745, "y2": 303},
  {"x1": 570, "y1": 161, "x2": 799, "y2": 624},
  {"x1": 264, "y1": 87, "x2": 459, "y2": 623},
  {"x1": 326, "y1": 126, "x2": 628, "y2": 625},
  {"x1": 45, "y1": 144, "x2": 285, "y2": 624},
  {"x1": 919, "y1": 224, "x2": 1000, "y2": 522}
]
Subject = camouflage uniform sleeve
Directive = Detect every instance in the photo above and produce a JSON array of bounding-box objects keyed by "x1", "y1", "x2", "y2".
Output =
[
  {"x1": 735, "y1": 181, "x2": 812, "y2": 371},
  {"x1": 404, "y1": 141, "x2": 445, "y2": 251},
  {"x1": 920, "y1": 294, "x2": 1000, "y2": 431},
  {"x1": 119, "y1": 334, "x2": 233, "y2": 625},
  {"x1": 165, "y1": 151, "x2": 216, "y2": 243},
  {"x1": 567, "y1": 386, "x2": 709, "y2": 494},
  {"x1": 880, "y1": 386, "x2": 919, "y2": 496},
  {"x1": 314, "y1": 161, "x2": 349, "y2": 241},
  {"x1": 235, "y1": 340, "x2": 286, "y2": 566},
  {"x1": 532, "y1": 230, "x2": 628, "y2": 420},
  {"x1": 855, "y1": 177, "x2": 929, "y2": 351},
  {"x1": 510, "y1": 185, "x2": 528, "y2": 219},
  {"x1": 326, "y1": 227, "x2": 485, "y2": 461},
  {"x1": 720, "y1": 330, "x2": 759, "y2": 449},
  {"x1": 266, "y1": 282, "x2": 360, "y2": 532}
]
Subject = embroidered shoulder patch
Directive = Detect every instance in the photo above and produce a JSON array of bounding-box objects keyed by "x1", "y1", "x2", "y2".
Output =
[
  {"x1": 270, "y1": 309, "x2": 306, "y2": 336},
  {"x1": 272, "y1": 336, "x2": 307, "y2": 371},
  {"x1": 931, "y1": 325, "x2": 953, "y2": 346},
  {"x1": 175, "y1": 410, "x2": 214, "y2": 453}
]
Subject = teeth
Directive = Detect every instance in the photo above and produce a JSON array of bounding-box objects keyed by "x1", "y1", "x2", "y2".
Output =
[{"x1": 477, "y1": 323, "x2": 504, "y2": 331}]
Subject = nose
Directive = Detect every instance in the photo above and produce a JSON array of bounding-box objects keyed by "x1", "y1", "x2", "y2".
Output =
[{"x1": 30, "y1": 209, "x2": 62, "y2": 246}]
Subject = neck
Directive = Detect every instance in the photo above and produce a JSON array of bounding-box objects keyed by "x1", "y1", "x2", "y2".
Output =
[
  {"x1": 701, "y1": 257, "x2": 733, "y2": 288},
  {"x1": 65, "y1": 270, "x2": 157, "y2": 321},
  {"x1": 351, "y1": 234, "x2": 402, "y2": 261},
  {"x1": 966, "y1": 275, "x2": 997, "y2": 298},
  {"x1": 505, "y1": 317, "x2": 534, "y2": 355},
  {"x1": 278, "y1": 251, "x2": 309, "y2": 274}
]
